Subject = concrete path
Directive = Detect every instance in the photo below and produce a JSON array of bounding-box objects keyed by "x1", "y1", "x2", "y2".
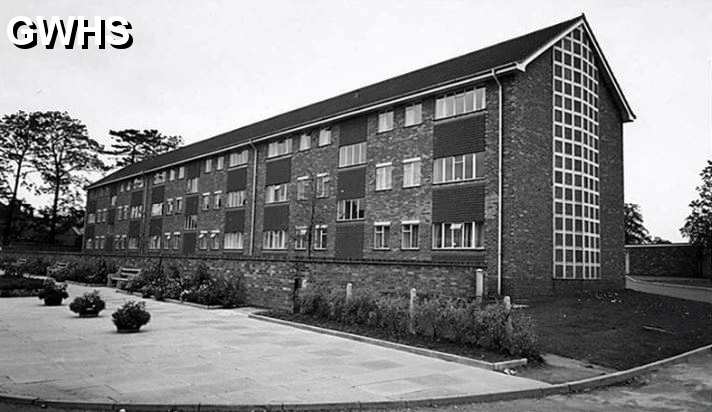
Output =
[
  {"x1": 0, "y1": 284, "x2": 547, "y2": 406},
  {"x1": 626, "y1": 276, "x2": 712, "y2": 304}
]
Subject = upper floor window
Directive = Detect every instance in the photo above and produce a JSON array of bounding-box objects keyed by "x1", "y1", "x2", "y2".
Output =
[
  {"x1": 314, "y1": 225, "x2": 328, "y2": 250},
  {"x1": 265, "y1": 184, "x2": 288, "y2": 203},
  {"x1": 213, "y1": 191, "x2": 222, "y2": 209},
  {"x1": 201, "y1": 193, "x2": 211, "y2": 210},
  {"x1": 316, "y1": 173, "x2": 330, "y2": 198},
  {"x1": 110, "y1": 195, "x2": 117, "y2": 207},
  {"x1": 87, "y1": 213, "x2": 96, "y2": 224},
  {"x1": 263, "y1": 230, "x2": 287, "y2": 250},
  {"x1": 227, "y1": 190, "x2": 246, "y2": 208},
  {"x1": 297, "y1": 176, "x2": 309, "y2": 200},
  {"x1": 405, "y1": 103, "x2": 422, "y2": 126},
  {"x1": 178, "y1": 166, "x2": 185, "y2": 179},
  {"x1": 186, "y1": 177, "x2": 199, "y2": 193},
  {"x1": 133, "y1": 178, "x2": 144, "y2": 189},
  {"x1": 373, "y1": 222, "x2": 390, "y2": 250},
  {"x1": 337, "y1": 198, "x2": 364, "y2": 221},
  {"x1": 166, "y1": 198, "x2": 174, "y2": 215},
  {"x1": 153, "y1": 172, "x2": 166, "y2": 185},
  {"x1": 184, "y1": 214, "x2": 198, "y2": 230},
  {"x1": 229, "y1": 150, "x2": 248, "y2": 167},
  {"x1": 433, "y1": 152, "x2": 484, "y2": 184},
  {"x1": 169, "y1": 169, "x2": 176, "y2": 181},
  {"x1": 151, "y1": 202, "x2": 163, "y2": 217},
  {"x1": 268, "y1": 138, "x2": 292, "y2": 158},
  {"x1": 403, "y1": 157, "x2": 421, "y2": 188},
  {"x1": 216, "y1": 156, "x2": 224, "y2": 170},
  {"x1": 432, "y1": 221, "x2": 483, "y2": 249},
  {"x1": 378, "y1": 111, "x2": 394, "y2": 132},
  {"x1": 318, "y1": 128, "x2": 332, "y2": 146},
  {"x1": 204, "y1": 159, "x2": 212, "y2": 173},
  {"x1": 375, "y1": 163, "x2": 393, "y2": 191},
  {"x1": 130, "y1": 205, "x2": 143, "y2": 219},
  {"x1": 338, "y1": 142, "x2": 366, "y2": 168},
  {"x1": 435, "y1": 87, "x2": 486, "y2": 119},
  {"x1": 299, "y1": 133, "x2": 311, "y2": 151},
  {"x1": 175, "y1": 197, "x2": 183, "y2": 213}
]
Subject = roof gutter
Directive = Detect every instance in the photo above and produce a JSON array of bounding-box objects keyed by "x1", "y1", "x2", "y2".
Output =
[
  {"x1": 491, "y1": 68, "x2": 504, "y2": 296},
  {"x1": 88, "y1": 63, "x2": 521, "y2": 190}
]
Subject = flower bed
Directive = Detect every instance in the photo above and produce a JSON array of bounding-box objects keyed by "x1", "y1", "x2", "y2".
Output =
[{"x1": 0, "y1": 275, "x2": 44, "y2": 297}]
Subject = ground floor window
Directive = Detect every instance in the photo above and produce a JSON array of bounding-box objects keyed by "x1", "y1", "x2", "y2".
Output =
[
  {"x1": 172, "y1": 232, "x2": 181, "y2": 250},
  {"x1": 148, "y1": 235, "x2": 161, "y2": 250},
  {"x1": 401, "y1": 221, "x2": 419, "y2": 250},
  {"x1": 210, "y1": 231, "x2": 220, "y2": 249},
  {"x1": 432, "y1": 222, "x2": 483, "y2": 249},
  {"x1": 263, "y1": 230, "x2": 286, "y2": 250},
  {"x1": 294, "y1": 226, "x2": 307, "y2": 250},
  {"x1": 373, "y1": 223, "x2": 390, "y2": 250},
  {"x1": 163, "y1": 233, "x2": 172, "y2": 249},
  {"x1": 224, "y1": 232, "x2": 244, "y2": 249},
  {"x1": 199, "y1": 231, "x2": 209, "y2": 250},
  {"x1": 128, "y1": 237, "x2": 139, "y2": 250},
  {"x1": 314, "y1": 225, "x2": 327, "y2": 250}
]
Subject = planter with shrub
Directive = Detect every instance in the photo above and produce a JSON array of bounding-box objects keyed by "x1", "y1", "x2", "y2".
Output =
[
  {"x1": 112, "y1": 300, "x2": 151, "y2": 333},
  {"x1": 37, "y1": 278, "x2": 69, "y2": 306},
  {"x1": 69, "y1": 290, "x2": 106, "y2": 317}
]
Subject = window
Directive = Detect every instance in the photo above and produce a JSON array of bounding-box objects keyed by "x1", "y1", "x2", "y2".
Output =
[
  {"x1": 123, "y1": 205, "x2": 130, "y2": 219},
  {"x1": 149, "y1": 235, "x2": 161, "y2": 250},
  {"x1": 87, "y1": 213, "x2": 96, "y2": 224},
  {"x1": 204, "y1": 159, "x2": 212, "y2": 173},
  {"x1": 216, "y1": 156, "x2": 224, "y2": 170},
  {"x1": 110, "y1": 195, "x2": 117, "y2": 207},
  {"x1": 130, "y1": 205, "x2": 143, "y2": 219},
  {"x1": 294, "y1": 226, "x2": 307, "y2": 250},
  {"x1": 403, "y1": 158, "x2": 421, "y2": 188},
  {"x1": 151, "y1": 202, "x2": 163, "y2": 217},
  {"x1": 375, "y1": 163, "x2": 393, "y2": 191},
  {"x1": 185, "y1": 214, "x2": 198, "y2": 230},
  {"x1": 432, "y1": 222, "x2": 483, "y2": 249},
  {"x1": 198, "y1": 231, "x2": 209, "y2": 250},
  {"x1": 213, "y1": 191, "x2": 222, "y2": 209},
  {"x1": 178, "y1": 166, "x2": 185, "y2": 179},
  {"x1": 224, "y1": 232, "x2": 244, "y2": 249},
  {"x1": 338, "y1": 142, "x2": 366, "y2": 167},
  {"x1": 227, "y1": 190, "x2": 246, "y2": 208},
  {"x1": 318, "y1": 128, "x2": 331, "y2": 146},
  {"x1": 133, "y1": 178, "x2": 144, "y2": 189},
  {"x1": 314, "y1": 225, "x2": 327, "y2": 250},
  {"x1": 378, "y1": 111, "x2": 394, "y2": 132},
  {"x1": 263, "y1": 230, "x2": 287, "y2": 250},
  {"x1": 374, "y1": 223, "x2": 390, "y2": 250},
  {"x1": 153, "y1": 172, "x2": 166, "y2": 185},
  {"x1": 175, "y1": 197, "x2": 183, "y2": 213},
  {"x1": 266, "y1": 184, "x2": 287, "y2": 203},
  {"x1": 163, "y1": 233, "x2": 171, "y2": 250},
  {"x1": 210, "y1": 231, "x2": 220, "y2": 249},
  {"x1": 405, "y1": 103, "x2": 422, "y2": 126},
  {"x1": 166, "y1": 198, "x2": 174, "y2": 215},
  {"x1": 401, "y1": 221, "x2": 420, "y2": 249},
  {"x1": 297, "y1": 176, "x2": 309, "y2": 200},
  {"x1": 267, "y1": 138, "x2": 291, "y2": 158},
  {"x1": 229, "y1": 150, "x2": 248, "y2": 167},
  {"x1": 337, "y1": 198, "x2": 364, "y2": 221},
  {"x1": 202, "y1": 193, "x2": 211, "y2": 210},
  {"x1": 172, "y1": 232, "x2": 181, "y2": 250},
  {"x1": 435, "y1": 87, "x2": 486, "y2": 119},
  {"x1": 86, "y1": 238, "x2": 93, "y2": 249},
  {"x1": 128, "y1": 237, "x2": 139, "y2": 250},
  {"x1": 316, "y1": 174, "x2": 330, "y2": 198},
  {"x1": 433, "y1": 152, "x2": 484, "y2": 183},
  {"x1": 169, "y1": 169, "x2": 176, "y2": 181},
  {"x1": 299, "y1": 133, "x2": 311, "y2": 151},
  {"x1": 186, "y1": 177, "x2": 199, "y2": 193}
]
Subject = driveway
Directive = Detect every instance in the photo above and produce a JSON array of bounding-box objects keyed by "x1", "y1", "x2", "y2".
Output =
[
  {"x1": 627, "y1": 276, "x2": 712, "y2": 304},
  {"x1": 0, "y1": 284, "x2": 546, "y2": 406}
]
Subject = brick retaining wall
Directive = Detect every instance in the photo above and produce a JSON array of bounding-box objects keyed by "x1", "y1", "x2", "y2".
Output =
[{"x1": 625, "y1": 244, "x2": 711, "y2": 278}]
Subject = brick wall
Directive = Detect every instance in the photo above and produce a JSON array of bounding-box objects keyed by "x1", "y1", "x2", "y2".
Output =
[
  {"x1": 2, "y1": 251, "x2": 479, "y2": 311},
  {"x1": 626, "y1": 244, "x2": 710, "y2": 278}
]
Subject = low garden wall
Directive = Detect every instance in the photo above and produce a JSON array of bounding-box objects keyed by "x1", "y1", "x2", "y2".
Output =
[
  {"x1": 625, "y1": 244, "x2": 711, "y2": 278},
  {"x1": 0, "y1": 250, "x2": 480, "y2": 311}
]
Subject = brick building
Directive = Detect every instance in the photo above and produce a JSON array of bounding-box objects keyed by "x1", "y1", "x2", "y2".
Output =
[{"x1": 84, "y1": 15, "x2": 634, "y2": 297}]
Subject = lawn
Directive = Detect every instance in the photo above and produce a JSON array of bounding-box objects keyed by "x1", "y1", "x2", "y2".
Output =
[
  {"x1": 524, "y1": 289, "x2": 712, "y2": 370},
  {"x1": 0, "y1": 276, "x2": 44, "y2": 297}
]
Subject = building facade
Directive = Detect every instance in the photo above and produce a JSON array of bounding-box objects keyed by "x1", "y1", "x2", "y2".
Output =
[{"x1": 84, "y1": 15, "x2": 634, "y2": 297}]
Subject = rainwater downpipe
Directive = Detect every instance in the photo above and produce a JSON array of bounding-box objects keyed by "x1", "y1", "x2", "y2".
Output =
[
  {"x1": 491, "y1": 68, "x2": 503, "y2": 296},
  {"x1": 248, "y1": 139, "x2": 258, "y2": 256}
]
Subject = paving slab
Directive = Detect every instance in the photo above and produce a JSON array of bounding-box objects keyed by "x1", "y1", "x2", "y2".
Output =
[{"x1": 0, "y1": 284, "x2": 548, "y2": 405}]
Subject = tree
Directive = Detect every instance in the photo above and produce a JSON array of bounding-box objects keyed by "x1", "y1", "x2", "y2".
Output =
[
  {"x1": 0, "y1": 111, "x2": 41, "y2": 244},
  {"x1": 292, "y1": 171, "x2": 330, "y2": 258},
  {"x1": 624, "y1": 203, "x2": 651, "y2": 245},
  {"x1": 31, "y1": 112, "x2": 105, "y2": 243},
  {"x1": 650, "y1": 236, "x2": 671, "y2": 244},
  {"x1": 681, "y1": 160, "x2": 712, "y2": 250},
  {"x1": 106, "y1": 129, "x2": 182, "y2": 168}
]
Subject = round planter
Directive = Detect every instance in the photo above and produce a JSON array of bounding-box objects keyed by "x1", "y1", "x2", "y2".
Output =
[
  {"x1": 43, "y1": 297, "x2": 63, "y2": 306},
  {"x1": 78, "y1": 311, "x2": 100, "y2": 318},
  {"x1": 116, "y1": 327, "x2": 141, "y2": 333}
]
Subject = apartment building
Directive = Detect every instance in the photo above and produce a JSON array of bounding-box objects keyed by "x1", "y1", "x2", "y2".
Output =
[{"x1": 85, "y1": 15, "x2": 634, "y2": 296}]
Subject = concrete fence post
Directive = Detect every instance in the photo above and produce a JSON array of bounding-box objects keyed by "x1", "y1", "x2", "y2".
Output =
[
  {"x1": 408, "y1": 288, "x2": 417, "y2": 335},
  {"x1": 345, "y1": 282, "x2": 353, "y2": 303},
  {"x1": 475, "y1": 269, "x2": 485, "y2": 303},
  {"x1": 503, "y1": 295, "x2": 513, "y2": 344}
]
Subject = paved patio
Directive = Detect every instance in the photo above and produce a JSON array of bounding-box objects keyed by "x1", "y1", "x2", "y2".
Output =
[{"x1": 0, "y1": 284, "x2": 548, "y2": 405}]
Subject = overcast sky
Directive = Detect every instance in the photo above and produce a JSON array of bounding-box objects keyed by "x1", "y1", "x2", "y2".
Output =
[{"x1": 1, "y1": 0, "x2": 711, "y2": 241}]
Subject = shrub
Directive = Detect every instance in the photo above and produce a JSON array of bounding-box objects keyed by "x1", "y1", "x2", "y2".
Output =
[
  {"x1": 112, "y1": 300, "x2": 151, "y2": 331},
  {"x1": 37, "y1": 278, "x2": 68, "y2": 305},
  {"x1": 58, "y1": 259, "x2": 116, "y2": 284},
  {"x1": 69, "y1": 290, "x2": 106, "y2": 316},
  {"x1": 177, "y1": 263, "x2": 244, "y2": 307},
  {"x1": 0, "y1": 275, "x2": 44, "y2": 297},
  {"x1": 20, "y1": 258, "x2": 50, "y2": 278}
]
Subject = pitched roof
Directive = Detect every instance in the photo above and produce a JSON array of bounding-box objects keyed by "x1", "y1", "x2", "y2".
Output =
[{"x1": 90, "y1": 14, "x2": 632, "y2": 189}]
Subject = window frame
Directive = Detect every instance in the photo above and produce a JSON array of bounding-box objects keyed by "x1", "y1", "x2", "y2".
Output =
[
  {"x1": 373, "y1": 222, "x2": 390, "y2": 250},
  {"x1": 377, "y1": 111, "x2": 394, "y2": 133},
  {"x1": 404, "y1": 103, "x2": 422, "y2": 127},
  {"x1": 375, "y1": 162, "x2": 393, "y2": 191},
  {"x1": 401, "y1": 220, "x2": 420, "y2": 250}
]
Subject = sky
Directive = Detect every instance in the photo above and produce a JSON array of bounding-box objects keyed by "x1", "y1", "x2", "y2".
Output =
[{"x1": 1, "y1": 0, "x2": 711, "y2": 242}]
